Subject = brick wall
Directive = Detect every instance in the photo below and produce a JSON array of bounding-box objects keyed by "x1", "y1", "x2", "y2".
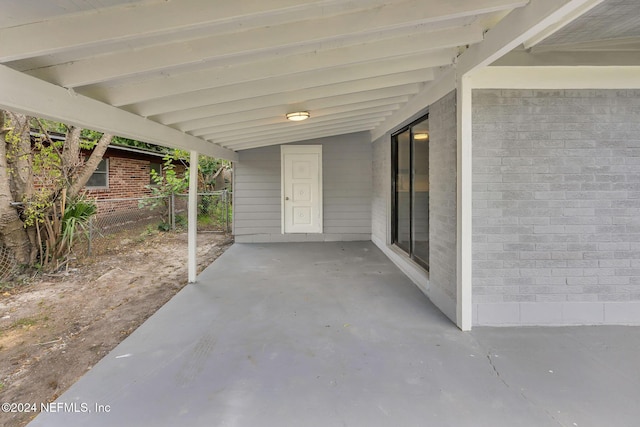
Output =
[
  {"x1": 472, "y1": 89, "x2": 640, "y2": 325},
  {"x1": 86, "y1": 156, "x2": 153, "y2": 200},
  {"x1": 84, "y1": 156, "x2": 184, "y2": 200}
]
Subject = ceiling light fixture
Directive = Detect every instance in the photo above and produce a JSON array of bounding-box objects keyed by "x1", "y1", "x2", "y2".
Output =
[
  {"x1": 414, "y1": 132, "x2": 429, "y2": 140},
  {"x1": 286, "y1": 111, "x2": 310, "y2": 121}
]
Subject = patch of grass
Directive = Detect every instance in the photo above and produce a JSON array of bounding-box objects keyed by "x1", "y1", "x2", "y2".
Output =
[
  {"x1": 11, "y1": 317, "x2": 40, "y2": 329},
  {"x1": 175, "y1": 214, "x2": 187, "y2": 229},
  {"x1": 197, "y1": 214, "x2": 214, "y2": 226},
  {"x1": 130, "y1": 224, "x2": 161, "y2": 243},
  {"x1": 0, "y1": 278, "x2": 22, "y2": 291},
  {"x1": 144, "y1": 224, "x2": 161, "y2": 236},
  {"x1": 0, "y1": 382, "x2": 4, "y2": 391}
]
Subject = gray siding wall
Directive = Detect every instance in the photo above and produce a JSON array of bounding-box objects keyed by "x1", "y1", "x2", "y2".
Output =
[
  {"x1": 429, "y1": 90, "x2": 458, "y2": 314},
  {"x1": 234, "y1": 132, "x2": 372, "y2": 242},
  {"x1": 473, "y1": 89, "x2": 640, "y2": 325}
]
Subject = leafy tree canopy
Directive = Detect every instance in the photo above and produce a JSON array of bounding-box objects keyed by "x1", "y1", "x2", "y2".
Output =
[{"x1": 33, "y1": 118, "x2": 169, "y2": 153}]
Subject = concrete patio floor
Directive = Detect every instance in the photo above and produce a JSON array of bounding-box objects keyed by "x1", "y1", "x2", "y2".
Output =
[{"x1": 30, "y1": 242, "x2": 640, "y2": 427}]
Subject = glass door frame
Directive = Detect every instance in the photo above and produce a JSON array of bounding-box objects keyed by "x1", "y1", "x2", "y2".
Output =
[{"x1": 391, "y1": 113, "x2": 429, "y2": 271}]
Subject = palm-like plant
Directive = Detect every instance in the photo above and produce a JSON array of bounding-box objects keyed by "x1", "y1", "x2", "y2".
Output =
[{"x1": 58, "y1": 197, "x2": 97, "y2": 256}]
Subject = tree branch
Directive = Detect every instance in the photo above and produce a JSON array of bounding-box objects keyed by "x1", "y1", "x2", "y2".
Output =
[
  {"x1": 61, "y1": 126, "x2": 82, "y2": 186},
  {"x1": 67, "y1": 132, "x2": 113, "y2": 199}
]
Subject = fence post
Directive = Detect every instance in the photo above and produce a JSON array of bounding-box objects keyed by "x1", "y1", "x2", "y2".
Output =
[
  {"x1": 171, "y1": 193, "x2": 176, "y2": 231},
  {"x1": 224, "y1": 189, "x2": 229, "y2": 233},
  {"x1": 88, "y1": 217, "x2": 93, "y2": 256}
]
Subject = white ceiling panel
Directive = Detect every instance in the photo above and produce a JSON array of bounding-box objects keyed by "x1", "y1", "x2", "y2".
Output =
[{"x1": 0, "y1": 0, "x2": 560, "y2": 158}]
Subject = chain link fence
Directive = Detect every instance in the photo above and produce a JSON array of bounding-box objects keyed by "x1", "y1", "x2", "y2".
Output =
[
  {"x1": 86, "y1": 196, "x2": 167, "y2": 256},
  {"x1": 173, "y1": 191, "x2": 231, "y2": 233},
  {"x1": 0, "y1": 244, "x2": 18, "y2": 283},
  {"x1": 85, "y1": 191, "x2": 230, "y2": 256},
  {"x1": 0, "y1": 191, "x2": 230, "y2": 281}
]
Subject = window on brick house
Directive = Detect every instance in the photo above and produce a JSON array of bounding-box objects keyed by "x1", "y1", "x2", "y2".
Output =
[
  {"x1": 150, "y1": 162, "x2": 162, "y2": 185},
  {"x1": 392, "y1": 113, "x2": 429, "y2": 270},
  {"x1": 86, "y1": 158, "x2": 108, "y2": 189}
]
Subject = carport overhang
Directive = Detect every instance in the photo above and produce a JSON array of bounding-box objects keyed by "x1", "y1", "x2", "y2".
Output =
[{"x1": 1, "y1": 0, "x2": 635, "y2": 331}]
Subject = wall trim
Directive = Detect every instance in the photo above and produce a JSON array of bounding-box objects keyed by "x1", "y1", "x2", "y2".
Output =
[
  {"x1": 372, "y1": 236, "x2": 458, "y2": 323},
  {"x1": 472, "y1": 66, "x2": 640, "y2": 89},
  {"x1": 372, "y1": 235, "x2": 428, "y2": 291},
  {"x1": 236, "y1": 234, "x2": 370, "y2": 243},
  {"x1": 427, "y1": 284, "x2": 457, "y2": 325},
  {"x1": 456, "y1": 77, "x2": 473, "y2": 331},
  {"x1": 475, "y1": 302, "x2": 640, "y2": 326}
]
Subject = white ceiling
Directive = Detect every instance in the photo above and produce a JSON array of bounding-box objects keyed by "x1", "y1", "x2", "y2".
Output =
[
  {"x1": 538, "y1": 0, "x2": 640, "y2": 48},
  {"x1": 494, "y1": 0, "x2": 640, "y2": 66},
  {"x1": 0, "y1": 0, "x2": 622, "y2": 158}
]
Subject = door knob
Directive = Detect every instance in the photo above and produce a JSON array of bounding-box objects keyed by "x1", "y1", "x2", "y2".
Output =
[{"x1": 285, "y1": 196, "x2": 290, "y2": 200}]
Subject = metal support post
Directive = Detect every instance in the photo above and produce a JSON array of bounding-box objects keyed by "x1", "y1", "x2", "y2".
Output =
[
  {"x1": 88, "y1": 217, "x2": 93, "y2": 256},
  {"x1": 171, "y1": 193, "x2": 176, "y2": 231}
]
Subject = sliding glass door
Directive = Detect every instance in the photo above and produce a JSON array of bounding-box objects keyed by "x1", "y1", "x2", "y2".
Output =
[
  {"x1": 392, "y1": 114, "x2": 429, "y2": 270},
  {"x1": 394, "y1": 128, "x2": 411, "y2": 254}
]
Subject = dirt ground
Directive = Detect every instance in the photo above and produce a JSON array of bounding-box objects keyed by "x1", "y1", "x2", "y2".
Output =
[{"x1": 0, "y1": 231, "x2": 232, "y2": 427}]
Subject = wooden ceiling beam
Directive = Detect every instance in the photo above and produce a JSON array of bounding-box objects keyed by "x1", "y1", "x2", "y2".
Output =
[
  {"x1": 28, "y1": 25, "x2": 479, "y2": 87},
  {"x1": 85, "y1": 50, "x2": 449, "y2": 108},
  {"x1": 203, "y1": 106, "x2": 397, "y2": 141},
  {"x1": 212, "y1": 115, "x2": 389, "y2": 144},
  {"x1": 0, "y1": 0, "x2": 386, "y2": 62},
  {"x1": 186, "y1": 95, "x2": 409, "y2": 135},
  {"x1": 156, "y1": 79, "x2": 420, "y2": 125},
  {"x1": 129, "y1": 66, "x2": 436, "y2": 118},
  {"x1": 223, "y1": 124, "x2": 382, "y2": 150}
]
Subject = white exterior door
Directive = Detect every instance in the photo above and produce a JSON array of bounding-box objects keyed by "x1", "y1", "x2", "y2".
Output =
[{"x1": 281, "y1": 145, "x2": 322, "y2": 234}]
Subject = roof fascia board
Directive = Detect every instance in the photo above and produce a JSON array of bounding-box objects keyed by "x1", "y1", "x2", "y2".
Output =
[
  {"x1": 471, "y1": 66, "x2": 640, "y2": 89},
  {"x1": 0, "y1": 65, "x2": 237, "y2": 161},
  {"x1": 493, "y1": 49, "x2": 640, "y2": 67}
]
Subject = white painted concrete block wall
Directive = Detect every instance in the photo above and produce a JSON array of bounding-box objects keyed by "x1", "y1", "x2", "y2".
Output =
[
  {"x1": 371, "y1": 135, "x2": 389, "y2": 244},
  {"x1": 472, "y1": 89, "x2": 640, "y2": 325},
  {"x1": 428, "y1": 90, "x2": 458, "y2": 316},
  {"x1": 371, "y1": 91, "x2": 458, "y2": 322},
  {"x1": 234, "y1": 132, "x2": 372, "y2": 242}
]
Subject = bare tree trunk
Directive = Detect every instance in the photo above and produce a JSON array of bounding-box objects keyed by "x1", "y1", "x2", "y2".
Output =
[
  {"x1": 61, "y1": 126, "x2": 82, "y2": 186},
  {"x1": 0, "y1": 111, "x2": 31, "y2": 264},
  {"x1": 1, "y1": 110, "x2": 117, "y2": 268},
  {"x1": 5, "y1": 112, "x2": 33, "y2": 200},
  {"x1": 67, "y1": 131, "x2": 113, "y2": 199}
]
